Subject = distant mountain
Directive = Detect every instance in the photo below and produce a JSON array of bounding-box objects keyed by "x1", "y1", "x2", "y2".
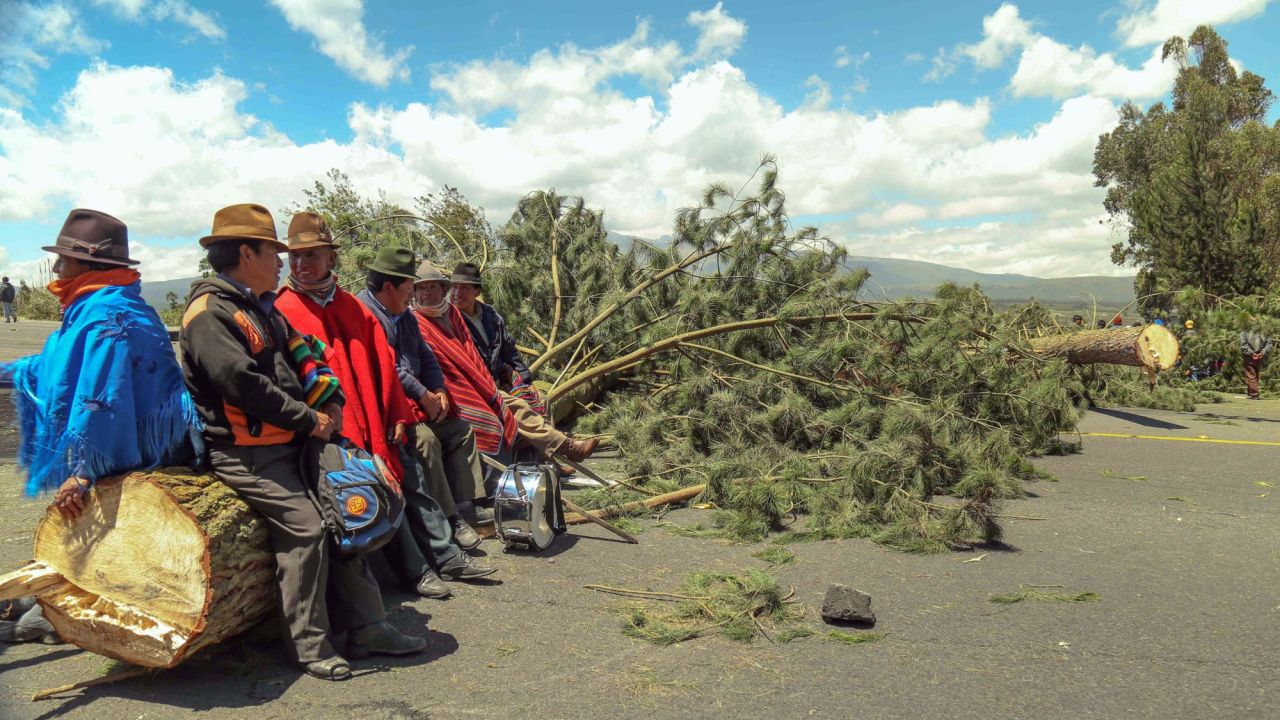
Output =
[
  {"x1": 140, "y1": 254, "x2": 1136, "y2": 314},
  {"x1": 141, "y1": 276, "x2": 199, "y2": 310},
  {"x1": 843, "y1": 256, "x2": 1135, "y2": 309}
]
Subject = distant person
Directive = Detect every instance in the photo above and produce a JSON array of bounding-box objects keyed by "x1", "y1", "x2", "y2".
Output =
[
  {"x1": 1110, "y1": 315, "x2": 1123, "y2": 329},
  {"x1": 1182, "y1": 319, "x2": 1197, "y2": 339},
  {"x1": 0, "y1": 276, "x2": 15, "y2": 323},
  {"x1": 1071, "y1": 314, "x2": 1084, "y2": 329},
  {"x1": 1095, "y1": 319, "x2": 1106, "y2": 330},
  {"x1": 1240, "y1": 324, "x2": 1272, "y2": 400}
]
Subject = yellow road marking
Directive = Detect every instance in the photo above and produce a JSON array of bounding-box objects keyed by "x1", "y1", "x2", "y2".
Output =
[{"x1": 1079, "y1": 432, "x2": 1280, "y2": 447}]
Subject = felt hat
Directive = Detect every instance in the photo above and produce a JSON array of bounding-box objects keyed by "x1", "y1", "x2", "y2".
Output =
[
  {"x1": 286, "y1": 212, "x2": 339, "y2": 251},
  {"x1": 367, "y1": 246, "x2": 417, "y2": 279},
  {"x1": 200, "y1": 204, "x2": 286, "y2": 251},
  {"x1": 451, "y1": 262, "x2": 482, "y2": 286},
  {"x1": 42, "y1": 209, "x2": 139, "y2": 267},
  {"x1": 414, "y1": 260, "x2": 451, "y2": 286}
]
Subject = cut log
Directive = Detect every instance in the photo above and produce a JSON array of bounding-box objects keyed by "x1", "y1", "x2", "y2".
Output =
[
  {"x1": 1028, "y1": 325, "x2": 1180, "y2": 371},
  {"x1": 0, "y1": 469, "x2": 275, "y2": 668}
]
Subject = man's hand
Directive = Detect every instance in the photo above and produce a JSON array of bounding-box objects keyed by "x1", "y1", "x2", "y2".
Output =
[
  {"x1": 391, "y1": 422, "x2": 406, "y2": 445},
  {"x1": 54, "y1": 476, "x2": 90, "y2": 520},
  {"x1": 311, "y1": 411, "x2": 335, "y2": 441},
  {"x1": 321, "y1": 402, "x2": 343, "y2": 435},
  {"x1": 432, "y1": 390, "x2": 450, "y2": 417},
  {"x1": 419, "y1": 391, "x2": 444, "y2": 422}
]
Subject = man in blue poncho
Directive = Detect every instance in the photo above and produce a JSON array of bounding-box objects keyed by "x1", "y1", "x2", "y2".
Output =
[{"x1": 0, "y1": 209, "x2": 201, "y2": 643}]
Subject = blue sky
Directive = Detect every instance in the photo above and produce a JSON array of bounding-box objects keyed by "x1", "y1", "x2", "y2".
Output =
[{"x1": 1, "y1": 0, "x2": 1276, "y2": 280}]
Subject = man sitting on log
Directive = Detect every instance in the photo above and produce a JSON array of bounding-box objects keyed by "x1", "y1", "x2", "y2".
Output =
[
  {"x1": 448, "y1": 262, "x2": 597, "y2": 463},
  {"x1": 356, "y1": 249, "x2": 494, "y2": 539},
  {"x1": 0, "y1": 209, "x2": 201, "y2": 644},
  {"x1": 275, "y1": 214, "x2": 494, "y2": 599},
  {"x1": 180, "y1": 204, "x2": 425, "y2": 680},
  {"x1": 413, "y1": 262, "x2": 594, "y2": 466}
]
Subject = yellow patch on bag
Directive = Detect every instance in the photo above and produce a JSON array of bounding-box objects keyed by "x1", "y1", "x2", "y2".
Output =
[{"x1": 346, "y1": 496, "x2": 368, "y2": 515}]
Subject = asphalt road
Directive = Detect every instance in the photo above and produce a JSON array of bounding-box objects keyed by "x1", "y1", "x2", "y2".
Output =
[{"x1": 0, "y1": 319, "x2": 1276, "y2": 719}]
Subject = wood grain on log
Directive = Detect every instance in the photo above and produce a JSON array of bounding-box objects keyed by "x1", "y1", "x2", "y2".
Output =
[
  {"x1": 1028, "y1": 325, "x2": 1180, "y2": 371},
  {"x1": 5, "y1": 469, "x2": 276, "y2": 668}
]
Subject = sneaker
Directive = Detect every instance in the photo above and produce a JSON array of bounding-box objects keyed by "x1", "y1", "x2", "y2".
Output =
[
  {"x1": 415, "y1": 570, "x2": 452, "y2": 599},
  {"x1": 452, "y1": 518, "x2": 482, "y2": 550},
  {"x1": 346, "y1": 621, "x2": 428, "y2": 659},
  {"x1": 439, "y1": 552, "x2": 497, "y2": 582}
]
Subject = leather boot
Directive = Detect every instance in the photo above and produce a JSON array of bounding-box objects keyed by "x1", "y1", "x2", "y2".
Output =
[
  {"x1": 440, "y1": 552, "x2": 497, "y2": 581},
  {"x1": 415, "y1": 570, "x2": 452, "y2": 599},
  {"x1": 557, "y1": 436, "x2": 598, "y2": 462},
  {"x1": 347, "y1": 621, "x2": 428, "y2": 658},
  {"x1": 451, "y1": 518, "x2": 482, "y2": 550}
]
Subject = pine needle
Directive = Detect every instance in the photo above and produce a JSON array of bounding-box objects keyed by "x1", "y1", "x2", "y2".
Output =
[{"x1": 825, "y1": 630, "x2": 886, "y2": 645}]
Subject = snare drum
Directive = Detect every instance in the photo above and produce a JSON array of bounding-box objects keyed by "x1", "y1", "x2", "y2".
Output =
[{"x1": 493, "y1": 463, "x2": 565, "y2": 551}]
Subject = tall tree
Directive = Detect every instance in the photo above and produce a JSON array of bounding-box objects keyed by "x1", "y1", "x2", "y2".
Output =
[{"x1": 1094, "y1": 25, "x2": 1278, "y2": 312}]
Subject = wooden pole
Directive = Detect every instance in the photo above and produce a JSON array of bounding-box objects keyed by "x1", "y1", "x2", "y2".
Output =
[
  {"x1": 563, "y1": 485, "x2": 707, "y2": 525},
  {"x1": 561, "y1": 497, "x2": 639, "y2": 544}
]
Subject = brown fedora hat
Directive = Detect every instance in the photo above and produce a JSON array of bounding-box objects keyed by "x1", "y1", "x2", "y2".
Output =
[
  {"x1": 286, "y1": 211, "x2": 340, "y2": 251},
  {"x1": 42, "y1": 209, "x2": 139, "y2": 267},
  {"x1": 200, "y1": 203, "x2": 287, "y2": 251}
]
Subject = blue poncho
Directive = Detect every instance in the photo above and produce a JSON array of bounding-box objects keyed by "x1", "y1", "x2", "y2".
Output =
[{"x1": 5, "y1": 282, "x2": 201, "y2": 495}]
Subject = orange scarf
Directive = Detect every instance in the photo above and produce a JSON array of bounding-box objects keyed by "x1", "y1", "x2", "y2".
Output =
[{"x1": 48, "y1": 268, "x2": 142, "y2": 309}]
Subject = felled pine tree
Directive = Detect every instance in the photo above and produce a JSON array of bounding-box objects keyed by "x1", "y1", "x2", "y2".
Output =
[{"x1": 478, "y1": 158, "x2": 1086, "y2": 552}]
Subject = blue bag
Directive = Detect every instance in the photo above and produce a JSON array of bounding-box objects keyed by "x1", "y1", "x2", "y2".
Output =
[{"x1": 301, "y1": 438, "x2": 405, "y2": 556}]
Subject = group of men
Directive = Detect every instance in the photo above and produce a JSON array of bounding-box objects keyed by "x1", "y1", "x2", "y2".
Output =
[{"x1": 0, "y1": 205, "x2": 599, "y2": 680}]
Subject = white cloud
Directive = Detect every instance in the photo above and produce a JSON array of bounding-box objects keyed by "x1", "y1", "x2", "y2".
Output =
[
  {"x1": 267, "y1": 0, "x2": 413, "y2": 86},
  {"x1": 1, "y1": 17, "x2": 1138, "y2": 278},
  {"x1": 959, "y1": 3, "x2": 1034, "y2": 68},
  {"x1": 687, "y1": 2, "x2": 747, "y2": 61},
  {"x1": 429, "y1": 21, "x2": 682, "y2": 114},
  {"x1": 1010, "y1": 39, "x2": 1177, "y2": 99},
  {"x1": 1117, "y1": 0, "x2": 1272, "y2": 47},
  {"x1": 0, "y1": 1, "x2": 104, "y2": 106},
  {"x1": 0, "y1": 63, "x2": 426, "y2": 239},
  {"x1": 92, "y1": 0, "x2": 225, "y2": 40},
  {"x1": 936, "y1": 3, "x2": 1178, "y2": 101}
]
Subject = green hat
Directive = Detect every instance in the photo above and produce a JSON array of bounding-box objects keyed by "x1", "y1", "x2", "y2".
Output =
[{"x1": 367, "y1": 246, "x2": 417, "y2": 279}]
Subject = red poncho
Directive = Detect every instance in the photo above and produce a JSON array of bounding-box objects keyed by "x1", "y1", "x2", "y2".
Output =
[
  {"x1": 277, "y1": 286, "x2": 419, "y2": 481},
  {"x1": 415, "y1": 305, "x2": 517, "y2": 456}
]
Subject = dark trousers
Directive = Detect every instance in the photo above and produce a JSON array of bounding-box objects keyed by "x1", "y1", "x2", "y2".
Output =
[
  {"x1": 210, "y1": 443, "x2": 386, "y2": 664},
  {"x1": 382, "y1": 446, "x2": 461, "y2": 584},
  {"x1": 405, "y1": 417, "x2": 484, "y2": 517},
  {"x1": 1244, "y1": 356, "x2": 1264, "y2": 398}
]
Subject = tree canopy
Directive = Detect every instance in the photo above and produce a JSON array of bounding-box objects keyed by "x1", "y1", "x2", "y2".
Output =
[{"x1": 1094, "y1": 25, "x2": 1280, "y2": 314}]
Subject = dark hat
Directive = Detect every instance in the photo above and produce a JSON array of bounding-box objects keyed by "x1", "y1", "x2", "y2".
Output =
[
  {"x1": 287, "y1": 211, "x2": 339, "y2": 251},
  {"x1": 451, "y1": 262, "x2": 482, "y2": 286},
  {"x1": 368, "y1": 246, "x2": 417, "y2": 279},
  {"x1": 414, "y1": 260, "x2": 451, "y2": 286},
  {"x1": 42, "y1": 209, "x2": 139, "y2": 267},
  {"x1": 200, "y1": 203, "x2": 286, "y2": 251}
]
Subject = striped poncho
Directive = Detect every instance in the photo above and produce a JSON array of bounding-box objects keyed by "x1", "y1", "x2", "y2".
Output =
[{"x1": 414, "y1": 304, "x2": 517, "y2": 459}]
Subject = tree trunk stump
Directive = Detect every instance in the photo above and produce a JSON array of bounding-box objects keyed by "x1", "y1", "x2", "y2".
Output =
[
  {"x1": 0, "y1": 469, "x2": 275, "y2": 668},
  {"x1": 1028, "y1": 325, "x2": 1180, "y2": 371}
]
